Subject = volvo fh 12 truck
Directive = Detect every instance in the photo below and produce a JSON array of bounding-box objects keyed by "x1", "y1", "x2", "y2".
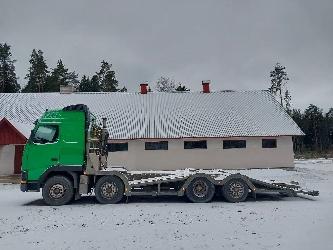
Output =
[{"x1": 20, "y1": 104, "x2": 318, "y2": 206}]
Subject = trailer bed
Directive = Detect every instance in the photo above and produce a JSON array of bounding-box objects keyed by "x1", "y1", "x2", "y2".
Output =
[{"x1": 99, "y1": 167, "x2": 319, "y2": 198}]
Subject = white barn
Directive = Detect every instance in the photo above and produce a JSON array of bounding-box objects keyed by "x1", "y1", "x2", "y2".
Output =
[{"x1": 0, "y1": 83, "x2": 303, "y2": 174}]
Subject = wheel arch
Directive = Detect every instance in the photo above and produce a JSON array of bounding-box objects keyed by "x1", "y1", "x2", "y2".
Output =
[
  {"x1": 39, "y1": 165, "x2": 83, "y2": 188},
  {"x1": 179, "y1": 173, "x2": 217, "y2": 196},
  {"x1": 94, "y1": 171, "x2": 129, "y2": 193},
  {"x1": 219, "y1": 174, "x2": 256, "y2": 192}
]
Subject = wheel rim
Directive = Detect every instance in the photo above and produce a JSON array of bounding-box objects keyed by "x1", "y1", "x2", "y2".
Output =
[
  {"x1": 192, "y1": 180, "x2": 209, "y2": 198},
  {"x1": 101, "y1": 181, "x2": 118, "y2": 199},
  {"x1": 228, "y1": 181, "x2": 245, "y2": 199},
  {"x1": 49, "y1": 184, "x2": 66, "y2": 199}
]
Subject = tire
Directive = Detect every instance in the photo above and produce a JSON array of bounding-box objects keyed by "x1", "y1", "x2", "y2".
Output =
[
  {"x1": 42, "y1": 176, "x2": 74, "y2": 206},
  {"x1": 95, "y1": 176, "x2": 124, "y2": 204},
  {"x1": 222, "y1": 178, "x2": 249, "y2": 203},
  {"x1": 185, "y1": 177, "x2": 215, "y2": 203}
]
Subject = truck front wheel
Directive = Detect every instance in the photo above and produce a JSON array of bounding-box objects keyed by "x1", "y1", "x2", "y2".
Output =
[
  {"x1": 95, "y1": 176, "x2": 124, "y2": 204},
  {"x1": 42, "y1": 176, "x2": 74, "y2": 206}
]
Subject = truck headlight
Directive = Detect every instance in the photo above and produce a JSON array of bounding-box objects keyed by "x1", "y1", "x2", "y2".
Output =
[{"x1": 21, "y1": 171, "x2": 28, "y2": 181}]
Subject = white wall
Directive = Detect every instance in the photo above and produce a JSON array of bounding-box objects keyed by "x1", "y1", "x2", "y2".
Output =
[
  {"x1": 108, "y1": 136, "x2": 294, "y2": 171},
  {"x1": 0, "y1": 145, "x2": 15, "y2": 175}
]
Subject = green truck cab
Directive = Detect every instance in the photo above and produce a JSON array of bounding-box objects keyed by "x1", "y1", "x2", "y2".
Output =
[
  {"x1": 21, "y1": 108, "x2": 86, "y2": 181},
  {"x1": 20, "y1": 104, "x2": 109, "y2": 205}
]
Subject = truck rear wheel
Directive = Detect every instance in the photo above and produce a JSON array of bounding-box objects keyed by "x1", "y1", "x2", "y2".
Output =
[
  {"x1": 222, "y1": 178, "x2": 249, "y2": 203},
  {"x1": 185, "y1": 177, "x2": 215, "y2": 203},
  {"x1": 42, "y1": 176, "x2": 74, "y2": 206},
  {"x1": 95, "y1": 176, "x2": 124, "y2": 204}
]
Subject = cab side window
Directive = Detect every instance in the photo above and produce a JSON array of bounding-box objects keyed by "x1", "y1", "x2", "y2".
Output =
[{"x1": 33, "y1": 125, "x2": 59, "y2": 144}]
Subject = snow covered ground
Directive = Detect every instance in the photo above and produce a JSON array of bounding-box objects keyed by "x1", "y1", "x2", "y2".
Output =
[{"x1": 0, "y1": 160, "x2": 333, "y2": 250}]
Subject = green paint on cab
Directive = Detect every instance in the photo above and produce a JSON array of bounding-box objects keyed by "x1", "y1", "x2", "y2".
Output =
[{"x1": 22, "y1": 109, "x2": 86, "y2": 181}]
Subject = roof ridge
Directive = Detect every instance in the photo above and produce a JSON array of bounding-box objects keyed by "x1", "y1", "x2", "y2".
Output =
[{"x1": 0, "y1": 89, "x2": 270, "y2": 95}]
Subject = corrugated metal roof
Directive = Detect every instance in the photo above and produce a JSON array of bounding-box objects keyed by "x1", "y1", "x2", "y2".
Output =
[{"x1": 0, "y1": 91, "x2": 304, "y2": 139}]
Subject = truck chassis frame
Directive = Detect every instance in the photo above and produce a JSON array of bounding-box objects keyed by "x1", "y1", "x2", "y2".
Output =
[{"x1": 79, "y1": 168, "x2": 319, "y2": 203}]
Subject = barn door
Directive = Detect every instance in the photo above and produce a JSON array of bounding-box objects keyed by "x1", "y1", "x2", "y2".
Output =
[{"x1": 14, "y1": 145, "x2": 24, "y2": 174}]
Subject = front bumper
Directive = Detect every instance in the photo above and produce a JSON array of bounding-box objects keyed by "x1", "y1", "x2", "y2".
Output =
[
  {"x1": 20, "y1": 171, "x2": 40, "y2": 192},
  {"x1": 20, "y1": 181, "x2": 40, "y2": 192}
]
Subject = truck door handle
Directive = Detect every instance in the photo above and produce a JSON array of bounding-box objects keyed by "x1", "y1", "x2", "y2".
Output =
[{"x1": 51, "y1": 157, "x2": 58, "y2": 161}]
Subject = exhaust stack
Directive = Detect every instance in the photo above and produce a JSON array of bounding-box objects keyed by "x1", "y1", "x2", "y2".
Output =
[{"x1": 102, "y1": 118, "x2": 107, "y2": 128}]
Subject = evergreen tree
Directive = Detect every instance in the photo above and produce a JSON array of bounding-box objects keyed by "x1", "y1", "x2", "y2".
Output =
[
  {"x1": 303, "y1": 104, "x2": 324, "y2": 151},
  {"x1": 0, "y1": 43, "x2": 20, "y2": 92},
  {"x1": 291, "y1": 109, "x2": 303, "y2": 127},
  {"x1": 291, "y1": 109, "x2": 304, "y2": 152},
  {"x1": 291, "y1": 106, "x2": 333, "y2": 155},
  {"x1": 155, "y1": 76, "x2": 176, "y2": 92},
  {"x1": 325, "y1": 108, "x2": 333, "y2": 149},
  {"x1": 46, "y1": 59, "x2": 79, "y2": 91},
  {"x1": 90, "y1": 75, "x2": 101, "y2": 92},
  {"x1": 96, "y1": 61, "x2": 119, "y2": 92},
  {"x1": 175, "y1": 83, "x2": 190, "y2": 92},
  {"x1": 23, "y1": 49, "x2": 48, "y2": 92},
  {"x1": 78, "y1": 75, "x2": 94, "y2": 92},
  {"x1": 45, "y1": 59, "x2": 68, "y2": 91},
  {"x1": 284, "y1": 89, "x2": 292, "y2": 114},
  {"x1": 52, "y1": 60, "x2": 68, "y2": 85},
  {"x1": 67, "y1": 71, "x2": 79, "y2": 89},
  {"x1": 326, "y1": 108, "x2": 333, "y2": 119},
  {"x1": 269, "y1": 63, "x2": 289, "y2": 106},
  {"x1": 119, "y1": 86, "x2": 127, "y2": 92}
]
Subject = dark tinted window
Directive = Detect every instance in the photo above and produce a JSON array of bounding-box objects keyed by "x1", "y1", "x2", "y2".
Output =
[
  {"x1": 262, "y1": 139, "x2": 277, "y2": 148},
  {"x1": 145, "y1": 141, "x2": 168, "y2": 150},
  {"x1": 184, "y1": 140, "x2": 207, "y2": 149},
  {"x1": 223, "y1": 140, "x2": 246, "y2": 149},
  {"x1": 33, "y1": 125, "x2": 58, "y2": 144},
  {"x1": 108, "y1": 143, "x2": 128, "y2": 152}
]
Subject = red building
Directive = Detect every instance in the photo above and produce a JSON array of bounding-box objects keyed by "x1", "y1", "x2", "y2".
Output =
[{"x1": 0, "y1": 118, "x2": 27, "y2": 175}]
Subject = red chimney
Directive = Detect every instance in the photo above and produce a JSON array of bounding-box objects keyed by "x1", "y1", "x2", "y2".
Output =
[
  {"x1": 202, "y1": 80, "x2": 210, "y2": 93},
  {"x1": 140, "y1": 83, "x2": 148, "y2": 94}
]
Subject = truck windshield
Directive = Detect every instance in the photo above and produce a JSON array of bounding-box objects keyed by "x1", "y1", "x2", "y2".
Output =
[{"x1": 32, "y1": 125, "x2": 59, "y2": 144}]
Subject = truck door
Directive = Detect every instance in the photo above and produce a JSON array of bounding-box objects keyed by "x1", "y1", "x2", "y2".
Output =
[{"x1": 25, "y1": 124, "x2": 60, "y2": 180}]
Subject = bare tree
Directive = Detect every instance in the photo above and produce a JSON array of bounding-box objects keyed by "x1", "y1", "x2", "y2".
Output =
[
  {"x1": 269, "y1": 63, "x2": 289, "y2": 106},
  {"x1": 155, "y1": 76, "x2": 176, "y2": 92}
]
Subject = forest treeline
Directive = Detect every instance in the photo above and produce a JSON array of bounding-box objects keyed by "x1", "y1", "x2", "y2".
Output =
[
  {"x1": 0, "y1": 43, "x2": 126, "y2": 93},
  {"x1": 268, "y1": 63, "x2": 333, "y2": 156},
  {"x1": 1, "y1": 43, "x2": 332, "y2": 156},
  {"x1": 291, "y1": 106, "x2": 333, "y2": 156}
]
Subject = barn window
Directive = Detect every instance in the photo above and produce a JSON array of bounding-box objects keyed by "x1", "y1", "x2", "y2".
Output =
[
  {"x1": 108, "y1": 142, "x2": 128, "y2": 152},
  {"x1": 145, "y1": 141, "x2": 168, "y2": 150},
  {"x1": 32, "y1": 125, "x2": 59, "y2": 144},
  {"x1": 184, "y1": 140, "x2": 207, "y2": 149},
  {"x1": 223, "y1": 140, "x2": 246, "y2": 149},
  {"x1": 262, "y1": 139, "x2": 277, "y2": 148}
]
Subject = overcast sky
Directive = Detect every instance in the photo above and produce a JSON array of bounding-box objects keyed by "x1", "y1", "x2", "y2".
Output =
[{"x1": 1, "y1": 0, "x2": 332, "y2": 111}]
